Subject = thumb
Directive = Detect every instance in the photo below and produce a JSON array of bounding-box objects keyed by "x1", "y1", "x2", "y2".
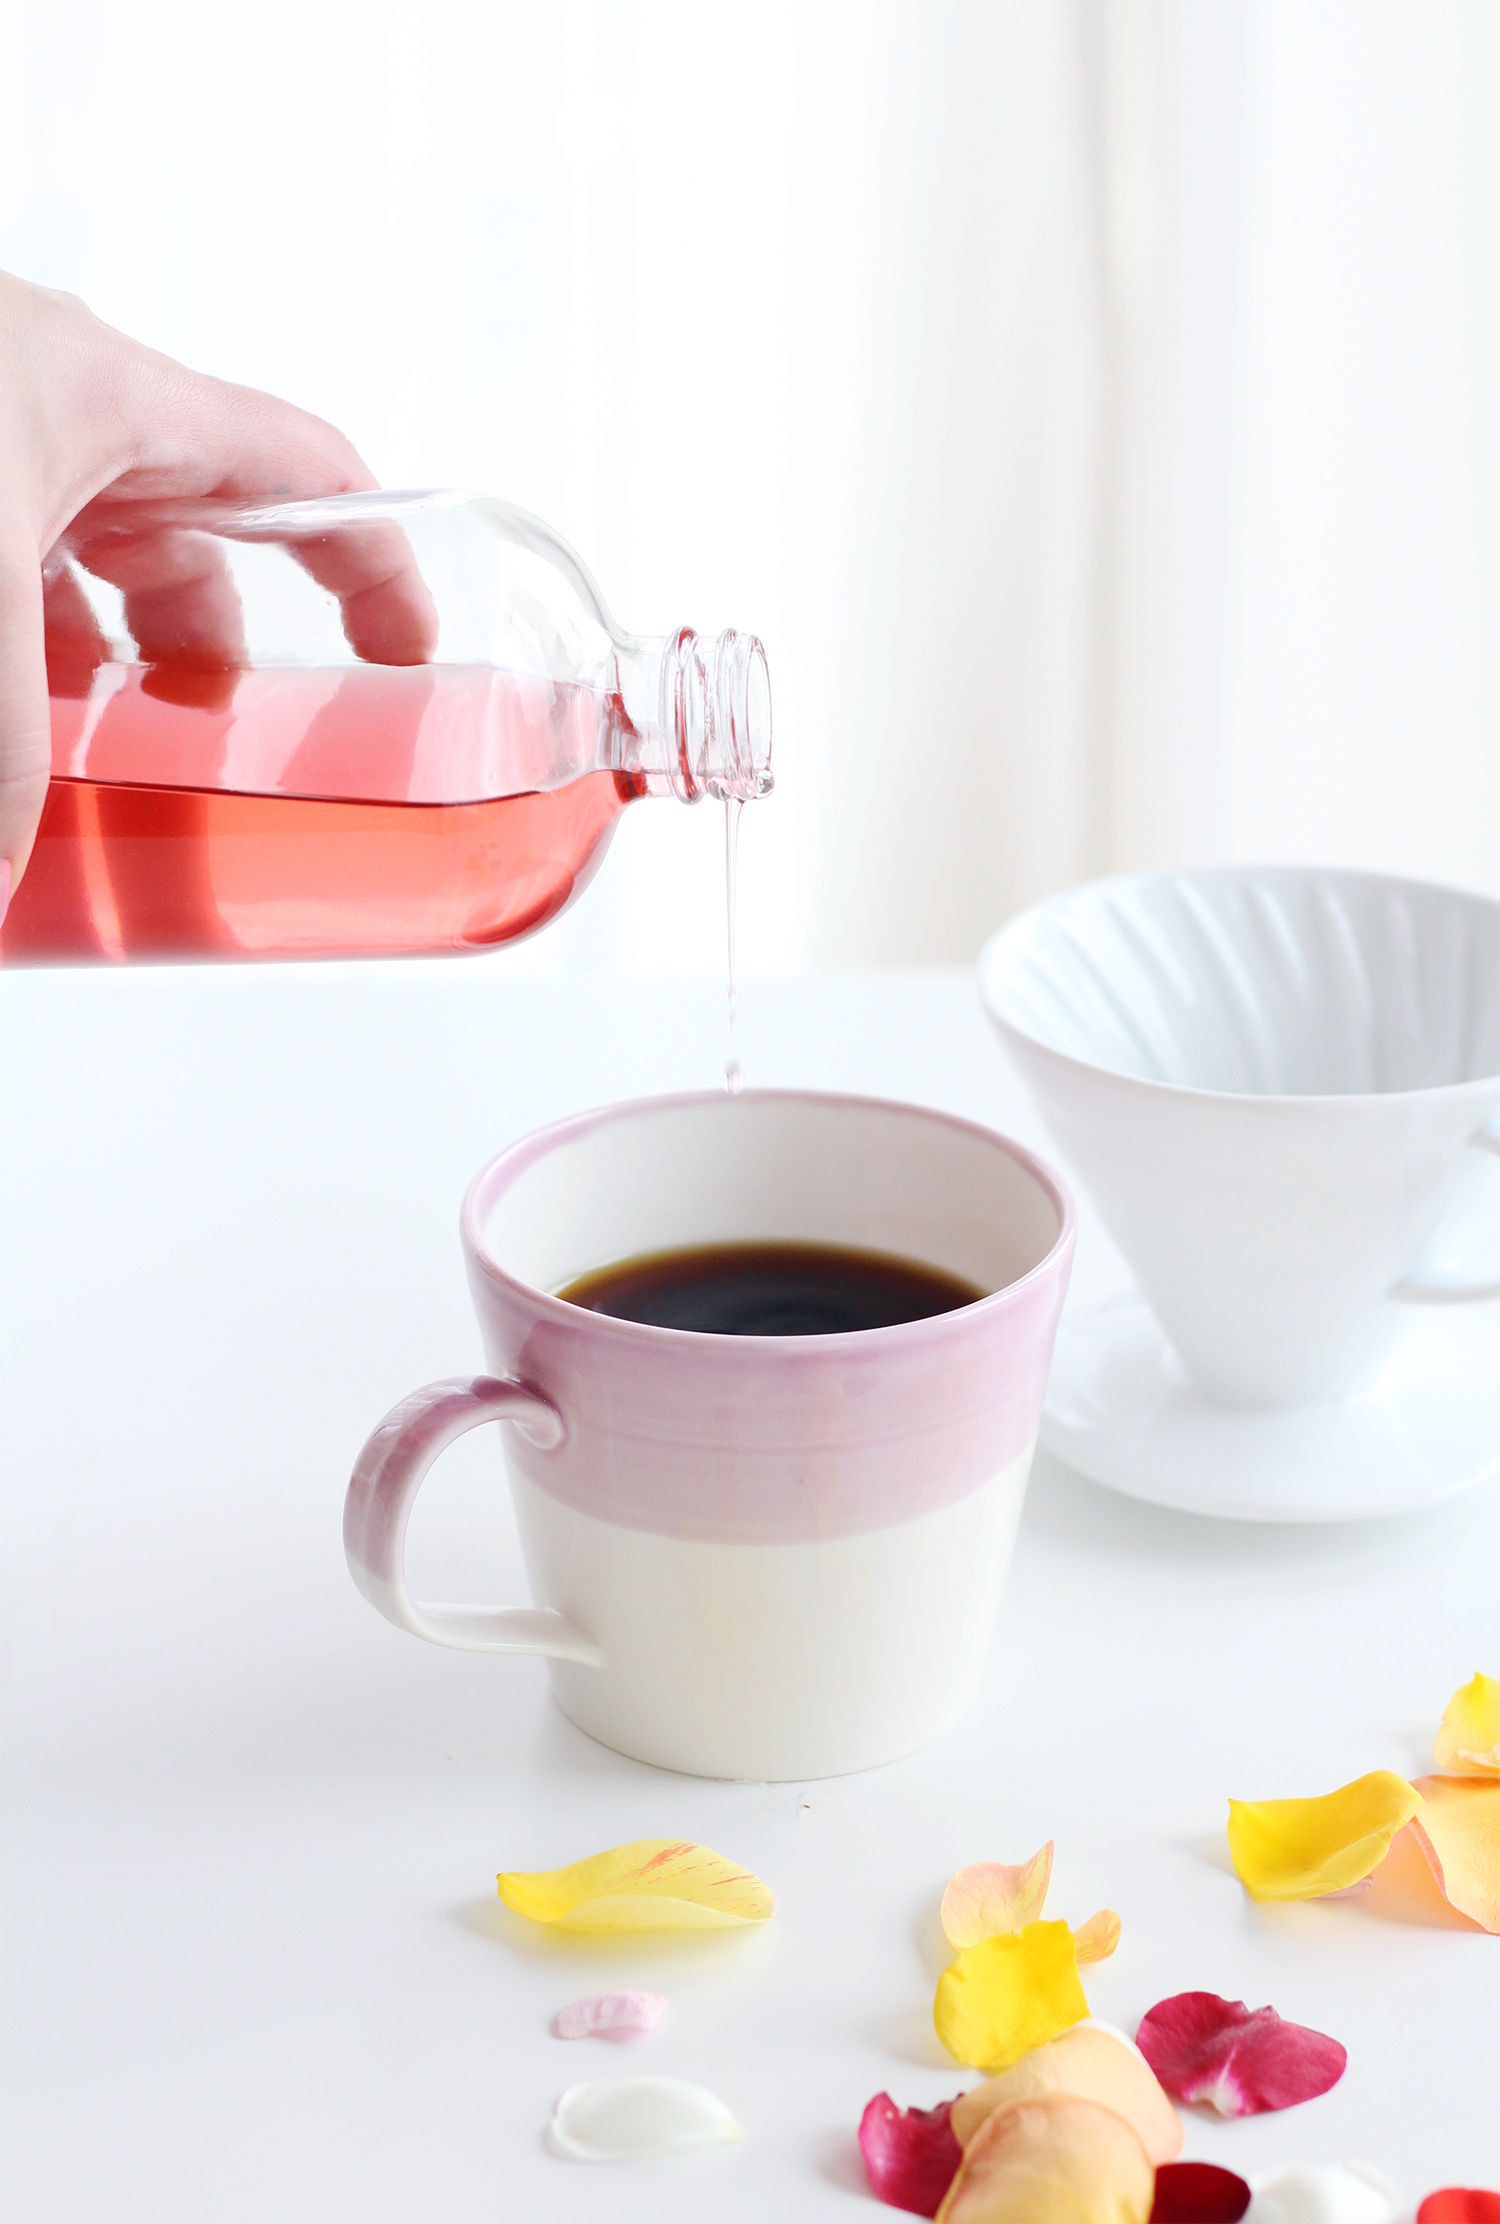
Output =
[{"x1": 0, "y1": 530, "x2": 51, "y2": 914}]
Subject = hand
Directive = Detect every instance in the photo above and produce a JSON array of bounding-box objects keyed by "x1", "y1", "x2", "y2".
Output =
[{"x1": 0, "y1": 271, "x2": 437, "y2": 914}]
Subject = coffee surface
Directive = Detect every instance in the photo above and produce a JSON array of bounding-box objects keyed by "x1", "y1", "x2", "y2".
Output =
[{"x1": 556, "y1": 1240, "x2": 985, "y2": 1336}]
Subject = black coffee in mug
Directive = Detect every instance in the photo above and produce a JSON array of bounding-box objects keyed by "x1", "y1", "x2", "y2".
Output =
[{"x1": 556, "y1": 1240, "x2": 984, "y2": 1337}]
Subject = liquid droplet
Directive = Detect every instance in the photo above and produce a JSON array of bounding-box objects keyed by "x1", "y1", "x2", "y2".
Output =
[{"x1": 724, "y1": 795, "x2": 743, "y2": 1094}]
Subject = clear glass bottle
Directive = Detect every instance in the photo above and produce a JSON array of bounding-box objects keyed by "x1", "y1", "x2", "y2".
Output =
[{"x1": 1, "y1": 490, "x2": 771, "y2": 964}]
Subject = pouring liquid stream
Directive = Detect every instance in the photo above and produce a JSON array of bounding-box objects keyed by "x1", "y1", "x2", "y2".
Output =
[{"x1": 723, "y1": 796, "x2": 743, "y2": 1094}]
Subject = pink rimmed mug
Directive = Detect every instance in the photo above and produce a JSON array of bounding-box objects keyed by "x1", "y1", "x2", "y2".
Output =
[{"x1": 344, "y1": 1091, "x2": 1075, "y2": 1780}]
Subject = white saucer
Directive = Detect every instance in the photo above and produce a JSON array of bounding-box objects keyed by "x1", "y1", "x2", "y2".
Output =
[{"x1": 1041, "y1": 1290, "x2": 1500, "y2": 1522}]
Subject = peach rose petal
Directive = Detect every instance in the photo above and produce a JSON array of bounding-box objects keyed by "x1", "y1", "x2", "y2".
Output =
[
  {"x1": 950, "y1": 2023, "x2": 1182, "y2": 2165},
  {"x1": 1434, "y1": 1673, "x2": 1500, "y2": 1776},
  {"x1": 551, "y1": 1990, "x2": 666, "y2": 2041},
  {"x1": 1408, "y1": 1776, "x2": 1500, "y2": 1932},
  {"x1": 941, "y1": 1846, "x2": 1054, "y2": 1948},
  {"x1": 1072, "y1": 1909, "x2": 1122, "y2": 1965},
  {"x1": 1135, "y1": 1993, "x2": 1345, "y2": 2117},
  {"x1": 497, "y1": 1839, "x2": 773, "y2": 1930},
  {"x1": 1227, "y1": 1772, "x2": 1422, "y2": 1900},
  {"x1": 1152, "y1": 2163, "x2": 1251, "y2": 2224},
  {"x1": 933, "y1": 1919, "x2": 1088, "y2": 2074},
  {"x1": 1418, "y1": 2193, "x2": 1500, "y2": 2224},
  {"x1": 935, "y1": 2092, "x2": 1154, "y2": 2224},
  {"x1": 858, "y1": 2093, "x2": 964, "y2": 2217}
]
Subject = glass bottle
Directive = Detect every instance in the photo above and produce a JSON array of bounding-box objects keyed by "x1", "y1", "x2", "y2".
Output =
[{"x1": 1, "y1": 490, "x2": 771, "y2": 964}]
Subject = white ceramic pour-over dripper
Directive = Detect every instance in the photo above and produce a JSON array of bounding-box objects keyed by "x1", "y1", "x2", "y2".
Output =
[{"x1": 980, "y1": 865, "x2": 1500, "y2": 1408}]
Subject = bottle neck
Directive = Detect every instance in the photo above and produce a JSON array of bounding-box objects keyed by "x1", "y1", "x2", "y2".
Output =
[{"x1": 615, "y1": 627, "x2": 773, "y2": 803}]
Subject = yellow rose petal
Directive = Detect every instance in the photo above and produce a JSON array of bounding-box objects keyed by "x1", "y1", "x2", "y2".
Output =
[
  {"x1": 950, "y1": 2023, "x2": 1182, "y2": 2165},
  {"x1": 1227, "y1": 1771, "x2": 1422, "y2": 1901},
  {"x1": 496, "y1": 1839, "x2": 773, "y2": 1930},
  {"x1": 1408, "y1": 1775, "x2": 1500, "y2": 1932},
  {"x1": 936, "y1": 2092, "x2": 1154, "y2": 2224},
  {"x1": 933, "y1": 1919, "x2": 1088, "y2": 2074},
  {"x1": 941, "y1": 1846, "x2": 1053, "y2": 1948},
  {"x1": 1434, "y1": 1672, "x2": 1500, "y2": 1777},
  {"x1": 1071, "y1": 1909, "x2": 1121, "y2": 1966}
]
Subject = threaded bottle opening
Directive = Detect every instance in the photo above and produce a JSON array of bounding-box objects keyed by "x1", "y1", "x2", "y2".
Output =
[{"x1": 658, "y1": 627, "x2": 773, "y2": 804}]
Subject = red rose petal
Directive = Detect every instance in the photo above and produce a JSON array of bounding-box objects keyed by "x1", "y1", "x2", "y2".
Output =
[
  {"x1": 1419, "y1": 2195, "x2": 1500, "y2": 2224},
  {"x1": 1135, "y1": 1992, "x2": 1346, "y2": 2117},
  {"x1": 1151, "y1": 2161, "x2": 1253, "y2": 2224},
  {"x1": 858, "y1": 2092, "x2": 964, "y2": 2217}
]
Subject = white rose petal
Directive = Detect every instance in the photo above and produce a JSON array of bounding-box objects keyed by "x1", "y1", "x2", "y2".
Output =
[
  {"x1": 549, "y1": 2076, "x2": 744, "y2": 2162},
  {"x1": 1247, "y1": 2161, "x2": 1400, "y2": 2224}
]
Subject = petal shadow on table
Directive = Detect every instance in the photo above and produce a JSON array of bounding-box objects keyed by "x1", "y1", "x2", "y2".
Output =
[
  {"x1": 850, "y1": 1896, "x2": 969, "y2": 2073},
  {"x1": 1344, "y1": 1824, "x2": 1490, "y2": 1933},
  {"x1": 451, "y1": 1892, "x2": 778, "y2": 1971},
  {"x1": 812, "y1": 2122, "x2": 883, "y2": 2200}
]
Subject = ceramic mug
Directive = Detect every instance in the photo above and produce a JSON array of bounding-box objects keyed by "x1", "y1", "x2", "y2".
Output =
[
  {"x1": 980, "y1": 865, "x2": 1500, "y2": 1408},
  {"x1": 343, "y1": 1090, "x2": 1075, "y2": 1780}
]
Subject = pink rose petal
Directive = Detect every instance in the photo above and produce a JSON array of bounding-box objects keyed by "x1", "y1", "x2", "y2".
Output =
[
  {"x1": 1135, "y1": 1992, "x2": 1346, "y2": 2117},
  {"x1": 551, "y1": 1989, "x2": 667, "y2": 2041},
  {"x1": 858, "y1": 2091, "x2": 964, "y2": 2217},
  {"x1": 1151, "y1": 2161, "x2": 1252, "y2": 2224}
]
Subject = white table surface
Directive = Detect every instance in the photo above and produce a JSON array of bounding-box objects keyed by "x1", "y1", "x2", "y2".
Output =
[{"x1": 3, "y1": 958, "x2": 1497, "y2": 2220}]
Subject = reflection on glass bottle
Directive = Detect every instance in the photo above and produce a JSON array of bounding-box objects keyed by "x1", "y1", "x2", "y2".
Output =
[{"x1": 2, "y1": 491, "x2": 770, "y2": 964}]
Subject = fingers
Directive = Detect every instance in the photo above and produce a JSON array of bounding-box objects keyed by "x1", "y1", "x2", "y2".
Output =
[
  {"x1": 283, "y1": 520, "x2": 439, "y2": 665},
  {"x1": 0, "y1": 536, "x2": 53, "y2": 897},
  {"x1": 86, "y1": 358, "x2": 440, "y2": 662},
  {"x1": 67, "y1": 521, "x2": 249, "y2": 670},
  {"x1": 70, "y1": 504, "x2": 439, "y2": 674},
  {"x1": 0, "y1": 271, "x2": 442, "y2": 899},
  {"x1": 70, "y1": 371, "x2": 439, "y2": 668},
  {"x1": 76, "y1": 351, "x2": 380, "y2": 513},
  {"x1": 41, "y1": 557, "x2": 112, "y2": 699}
]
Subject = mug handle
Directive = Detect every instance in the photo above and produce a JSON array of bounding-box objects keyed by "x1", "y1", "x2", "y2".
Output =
[
  {"x1": 1393, "y1": 1121, "x2": 1500, "y2": 1304},
  {"x1": 343, "y1": 1375, "x2": 603, "y2": 1663}
]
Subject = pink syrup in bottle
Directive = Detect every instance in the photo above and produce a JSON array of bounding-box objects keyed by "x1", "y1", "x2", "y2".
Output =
[{"x1": 1, "y1": 660, "x2": 642, "y2": 964}]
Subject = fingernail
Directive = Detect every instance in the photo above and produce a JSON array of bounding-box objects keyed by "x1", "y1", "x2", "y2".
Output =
[{"x1": 0, "y1": 858, "x2": 11, "y2": 929}]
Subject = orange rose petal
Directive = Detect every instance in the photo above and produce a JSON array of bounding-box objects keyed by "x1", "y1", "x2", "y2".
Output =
[
  {"x1": 1434, "y1": 1674, "x2": 1500, "y2": 1777},
  {"x1": 941, "y1": 1846, "x2": 1054, "y2": 1948},
  {"x1": 950, "y1": 2023, "x2": 1182, "y2": 2166},
  {"x1": 1072, "y1": 1909, "x2": 1122, "y2": 1965},
  {"x1": 936, "y1": 2092, "x2": 1154, "y2": 2224},
  {"x1": 1408, "y1": 1777, "x2": 1500, "y2": 1933}
]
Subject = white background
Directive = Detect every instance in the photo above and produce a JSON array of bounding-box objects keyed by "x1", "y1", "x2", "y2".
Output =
[
  {"x1": 7, "y1": 12, "x2": 1500, "y2": 2214},
  {"x1": 5, "y1": 1, "x2": 1500, "y2": 975}
]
